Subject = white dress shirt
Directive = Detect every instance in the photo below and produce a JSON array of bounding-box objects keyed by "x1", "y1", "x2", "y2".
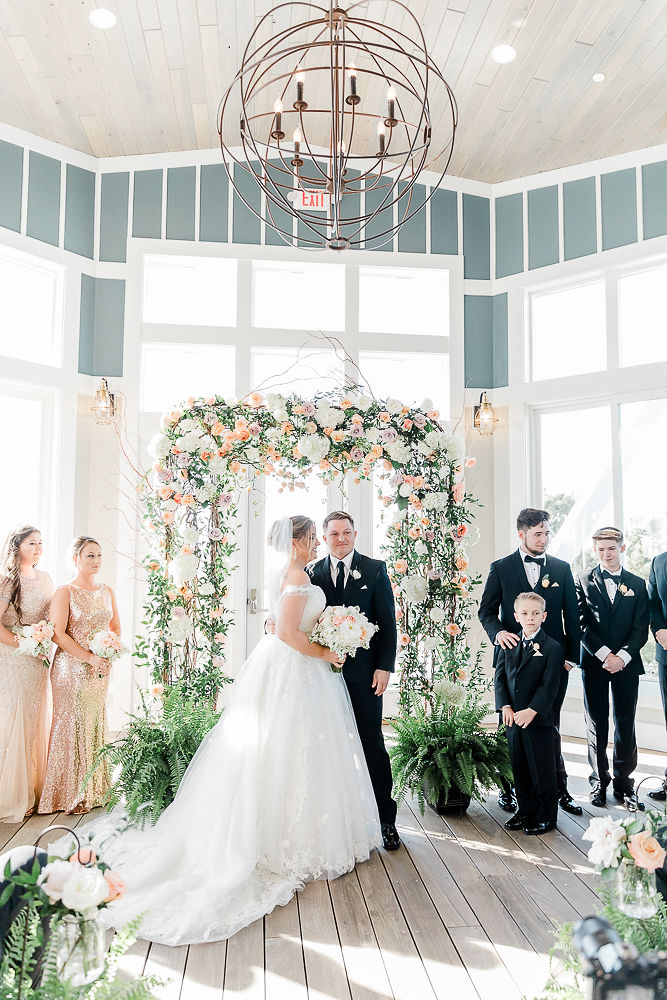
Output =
[
  {"x1": 519, "y1": 547, "x2": 546, "y2": 589},
  {"x1": 330, "y1": 550, "x2": 356, "y2": 588},
  {"x1": 595, "y1": 564, "x2": 632, "y2": 666}
]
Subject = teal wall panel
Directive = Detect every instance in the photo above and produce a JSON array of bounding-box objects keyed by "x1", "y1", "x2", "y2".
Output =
[
  {"x1": 397, "y1": 182, "x2": 426, "y2": 253},
  {"x1": 132, "y1": 169, "x2": 162, "y2": 238},
  {"x1": 100, "y1": 172, "x2": 129, "y2": 262},
  {"x1": 463, "y1": 194, "x2": 490, "y2": 279},
  {"x1": 464, "y1": 295, "x2": 493, "y2": 388},
  {"x1": 27, "y1": 151, "x2": 60, "y2": 246},
  {"x1": 642, "y1": 161, "x2": 667, "y2": 240},
  {"x1": 79, "y1": 274, "x2": 125, "y2": 377},
  {"x1": 64, "y1": 164, "x2": 95, "y2": 258},
  {"x1": 527, "y1": 186, "x2": 559, "y2": 270},
  {"x1": 495, "y1": 193, "x2": 523, "y2": 278},
  {"x1": 601, "y1": 168, "x2": 637, "y2": 251},
  {"x1": 264, "y1": 160, "x2": 293, "y2": 247},
  {"x1": 430, "y1": 188, "x2": 457, "y2": 255},
  {"x1": 200, "y1": 163, "x2": 228, "y2": 242},
  {"x1": 232, "y1": 162, "x2": 261, "y2": 244},
  {"x1": 341, "y1": 168, "x2": 361, "y2": 232},
  {"x1": 166, "y1": 165, "x2": 196, "y2": 240},
  {"x1": 363, "y1": 175, "x2": 392, "y2": 251},
  {"x1": 492, "y1": 293, "x2": 508, "y2": 387},
  {"x1": 563, "y1": 177, "x2": 596, "y2": 260},
  {"x1": 0, "y1": 139, "x2": 23, "y2": 232}
]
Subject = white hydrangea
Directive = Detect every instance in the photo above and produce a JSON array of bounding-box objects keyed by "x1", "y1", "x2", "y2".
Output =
[
  {"x1": 415, "y1": 540, "x2": 428, "y2": 556},
  {"x1": 165, "y1": 613, "x2": 194, "y2": 646},
  {"x1": 385, "y1": 439, "x2": 411, "y2": 464},
  {"x1": 148, "y1": 433, "x2": 171, "y2": 462},
  {"x1": 198, "y1": 581, "x2": 215, "y2": 596},
  {"x1": 196, "y1": 484, "x2": 215, "y2": 503},
  {"x1": 162, "y1": 499, "x2": 177, "y2": 511},
  {"x1": 314, "y1": 402, "x2": 345, "y2": 428},
  {"x1": 398, "y1": 483, "x2": 413, "y2": 498},
  {"x1": 264, "y1": 393, "x2": 287, "y2": 414},
  {"x1": 386, "y1": 398, "x2": 403, "y2": 415},
  {"x1": 179, "y1": 418, "x2": 197, "y2": 432},
  {"x1": 246, "y1": 445, "x2": 260, "y2": 462},
  {"x1": 297, "y1": 434, "x2": 331, "y2": 464},
  {"x1": 175, "y1": 429, "x2": 205, "y2": 454},
  {"x1": 197, "y1": 435, "x2": 217, "y2": 456},
  {"x1": 434, "y1": 678, "x2": 466, "y2": 707},
  {"x1": 423, "y1": 636, "x2": 440, "y2": 652},
  {"x1": 170, "y1": 553, "x2": 200, "y2": 586},
  {"x1": 348, "y1": 393, "x2": 373, "y2": 412},
  {"x1": 401, "y1": 574, "x2": 429, "y2": 604},
  {"x1": 181, "y1": 525, "x2": 199, "y2": 545},
  {"x1": 429, "y1": 606, "x2": 446, "y2": 624},
  {"x1": 266, "y1": 427, "x2": 282, "y2": 441},
  {"x1": 208, "y1": 456, "x2": 228, "y2": 478},
  {"x1": 422, "y1": 491, "x2": 449, "y2": 511}
]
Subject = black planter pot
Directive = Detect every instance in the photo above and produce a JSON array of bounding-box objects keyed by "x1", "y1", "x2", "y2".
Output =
[{"x1": 427, "y1": 789, "x2": 471, "y2": 815}]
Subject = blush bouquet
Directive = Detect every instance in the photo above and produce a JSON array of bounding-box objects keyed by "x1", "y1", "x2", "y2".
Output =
[
  {"x1": 14, "y1": 619, "x2": 54, "y2": 667},
  {"x1": 89, "y1": 628, "x2": 126, "y2": 663},
  {"x1": 309, "y1": 605, "x2": 378, "y2": 671}
]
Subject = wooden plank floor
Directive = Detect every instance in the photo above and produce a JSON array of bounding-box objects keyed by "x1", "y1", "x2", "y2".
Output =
[{"x1": 3, "y1": 739, "x2": 665, "y2": 1000}]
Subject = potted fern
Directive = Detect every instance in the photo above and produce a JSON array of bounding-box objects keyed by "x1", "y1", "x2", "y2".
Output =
[{"x1": 390, "y1": 681, "x2": 512, "y2": 815}]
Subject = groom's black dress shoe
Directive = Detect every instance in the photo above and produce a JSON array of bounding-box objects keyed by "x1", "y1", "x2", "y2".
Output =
[
  {"x1": 559, "y1": 792, "x2": 583, "y2": 816},
  {"x1": 381, "y1": 823, "x2": 400, "y2": 851},
  {"x1": 498, "y1": 791, "x2": 518, "y2": 813},
  {"x1": 589, "y1": 784, "x2": 607, "y2": 807},
  {"x1": 523, "y1": 821, "x2": 556, "y2": 836},
  {"x1": 504, "y1": 812, "x2": 525, "y2": 831},
  {"x1": 648, "y1": 785, "x2": 667, "y2": 801}
]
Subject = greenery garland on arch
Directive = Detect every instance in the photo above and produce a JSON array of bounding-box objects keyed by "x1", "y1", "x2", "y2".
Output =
[{"x1": 138, "y1": 387, "x2": 482, "y2": 712}]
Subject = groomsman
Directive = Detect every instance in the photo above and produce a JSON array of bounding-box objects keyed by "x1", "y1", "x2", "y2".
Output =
[
  {"x1": 645, "y1": 550, "x2": 667, "y2": 801},
  {"x1": 576, "y1": 526, "x2": 649, "y2": 810},
  {"x1": 478, "y1": 508, "x2": 582, "y2": 816}
]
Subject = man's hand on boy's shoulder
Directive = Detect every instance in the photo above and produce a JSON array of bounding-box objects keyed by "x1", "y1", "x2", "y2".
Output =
[
  {"x1": 513, "y1": 707, "x2": 537, "y2": 728},
  {"x1": 502, "y1": 705, "x2": 514, "y2": 726}
]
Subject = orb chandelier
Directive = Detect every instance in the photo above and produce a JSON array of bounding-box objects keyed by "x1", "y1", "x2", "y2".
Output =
[{"x1": 217, "y1": 1, "x2": 457, "y2": 251}]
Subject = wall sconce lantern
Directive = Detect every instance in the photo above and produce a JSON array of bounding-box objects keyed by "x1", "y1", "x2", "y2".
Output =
[
  {"x1": 473, "y1": 392, "x2": 498, "y2": 436},
  {"x1": 91, "y1": 378, "x2": 115, "y2": 426}
]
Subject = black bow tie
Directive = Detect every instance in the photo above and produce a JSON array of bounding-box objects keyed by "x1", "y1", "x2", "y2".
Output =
[
  {"x1": 601, "y1": 569, "x2": 620, "y2": 581},
  {"x1": 524, "y1": 555, "x2": 545, "y2": 565}
]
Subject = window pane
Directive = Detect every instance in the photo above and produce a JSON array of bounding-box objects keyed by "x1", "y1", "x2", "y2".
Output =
[
  {"x1": 358, "y1": 350, "x2": 449, "y2": 419},
  {"x1": 142, "y1": 255, "x2": 237, "y2": 326},
  {"x1": 141, "y1": 344, "x2": 236, "y2": 412},
  {"x1": 250, "y1": 348, "x2": 344, "y2": 397},
  {"x1": 531, "y1": 282, "x2": 606, "y2": 381},
  {"x1": 260, "y1": 476, "x2": 329, "y2": 604},
  {"x1": 359, "y1": 266, "x2": 449, "y2": 336},
  {"x1": 0, "y1": 392, "x2": 43, "y2": 529},
  {"x1": 0, "y1": 246, "x2": 63, "y2": 366},
  {"x1": 252, "y1": 261, "x2": 344, "y2": 331},
  {"x1": 540, "y1": 407, "x2": 613, "y2": 575},
  {"x1": 619, "y1": 265, "x2": 667, "y2": 367}
]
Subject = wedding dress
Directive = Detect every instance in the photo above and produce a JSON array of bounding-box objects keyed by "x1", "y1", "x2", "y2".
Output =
[{"x1": 89, "y1": 582, "x2": 382, "y2": 946}]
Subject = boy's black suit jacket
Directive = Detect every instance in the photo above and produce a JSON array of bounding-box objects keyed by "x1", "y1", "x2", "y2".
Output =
[
  {"x1": 478, "y1": 550, "x2": 580, "y2": 665},
  {"x1": 649, "y1": 552, "x2": 667, "y2": 667},
  {"x1": 308, "y1": 550, "x2": 397, "y2": 680},
  {"x1": 494, "y1": 629, "x2": 564, "y2": 726},
  {"x1": 576, "y1": 567, "x2": 649, "y2": 677}
]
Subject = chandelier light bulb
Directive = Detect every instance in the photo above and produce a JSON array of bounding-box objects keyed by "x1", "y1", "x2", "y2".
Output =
[
  {"x1": 376, "y1": 119, "x2": 386, "y2": 135},
  {"x1": 386, "y1": 86, "x2": 396, "y2": 100},
  {"x1": 296, "y1": 66, "x2": 305, "y2": 85},
  {"x1": 293, "y1": 127, "x2": 302, "y2": 144},
  {"x1": 274, "y1": 97, "x2": 284, "y2": 114},
  {"x1": 491, "y1": 44, "x2": 517, "y2": 64},
  {"x1": 89, "y1": 7, "x2": 117, "y2": 28}
]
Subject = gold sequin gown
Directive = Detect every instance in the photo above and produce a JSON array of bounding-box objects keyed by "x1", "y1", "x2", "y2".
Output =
[
  {"x1": 0, "y1": 571, "x2": 54, "y2": 823},
  {"x1": 39, "y1": 584, "x2": 113, "y2": 814}
]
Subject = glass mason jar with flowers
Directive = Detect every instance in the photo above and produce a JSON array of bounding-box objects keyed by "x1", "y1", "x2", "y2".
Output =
[{"x1": 583, "y1": 811, "x2": 667, "y2": 919}]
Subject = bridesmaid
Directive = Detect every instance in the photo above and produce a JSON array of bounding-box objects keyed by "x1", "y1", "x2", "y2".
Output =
[
  {"x1": 0, "y1": 526, "x2": 54, "y2": 823},
  {"x1": 39, "y1": 536, "x2": 121, "y2": 815}
]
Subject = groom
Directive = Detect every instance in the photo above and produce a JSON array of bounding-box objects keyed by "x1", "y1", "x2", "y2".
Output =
[{"x1": 308, "y1": 510, "x2": 400, "y2": 851}]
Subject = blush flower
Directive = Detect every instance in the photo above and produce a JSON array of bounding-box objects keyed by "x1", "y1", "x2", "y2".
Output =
[{"x1": 628, "y1": 831, "x2": 667, "y2": 872}]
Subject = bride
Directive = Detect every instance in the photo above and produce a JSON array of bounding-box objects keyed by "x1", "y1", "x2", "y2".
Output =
[{"x1": 82, "y1": 515, "x2": 382, "y2": 946}]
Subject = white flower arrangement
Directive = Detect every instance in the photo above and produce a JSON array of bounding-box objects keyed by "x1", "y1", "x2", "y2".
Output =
[
  {"x1": 14, "y1": 620, "x2": 54, "y2": 666},
  {"x1": 309, "y1": 605, "x2": 378, "y2": 671},
  {"x1": 433, "y1": 677, "x2": 466, "y2": 707},
  {"x1": 297, "y1": 433, "x2": 331, "y2": 464},
  {"x1": 401, "y1": 574, "x2": 429, "y2": 604},
  {"x1": 89, "y1": 628, "x2": 126, "y2": 662}
]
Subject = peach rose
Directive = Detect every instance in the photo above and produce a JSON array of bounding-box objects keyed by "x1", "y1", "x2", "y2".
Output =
[
  {"x1": 247, "y1": 392, "x2": 264, "y2": 408},
  {"x1": 465, "y1": 457, "x2": 477, "y2": 468},
  {"x1": 408, "y1": 527, "x2": 421, "y2": 540},
  {"x1": 340, "y1": 398, "x2": 353, "y2": 409},
  {"x1": 403, "y1": 419, "x2": 413, "y2": 431},
  {"x1": 399, "y1": 633, "x2": 410, "y2": 646},
  {"x1": 331, "y1": 430, "x2": 346, "y2": 444},
  {"x1": 628, "y1": 831, "x2": 667, "y2": 872},
  {"x1": 394, "y1": 559, "x2": 408, "y2": 573},
  {"x1": 229, "y1": 460, "x2": 241, "y2": 474},
  {"x1": 452, "y1": 483, "x2": 465, "y2": 504},
  {"x1": 103, "y1": 870, "x2": 126, "y2": 902},
  {"x1": 446, "y1": 623, "x2": 461, "y2": 637},
  {"x1": 454, "y1": 524, "x2": 468, "y2": 538},
  {"x1": 206, "y1": 396, "x2": 216, "y2": 406},
  {"x1": 455, "y1": 554, "x2": 469, "y2": 571},
  {"x1": 162, "y1": 511, "x2": 175, "y2": 525},
  {"x1": 163, "y1": 409, "x2": 181, "y2": 427},
  {"x1": 378, "y1": 411, "x2": 391, "y2": 423},
  {"x1": 211, "y1": 421, "x2": 225, "y2": 436},
  {"x1": 70, "y1": 848, "x2": 96, "y2": 866},
  {"x1": 351, "y1": 413, "x2": 364, "y2": 425}
]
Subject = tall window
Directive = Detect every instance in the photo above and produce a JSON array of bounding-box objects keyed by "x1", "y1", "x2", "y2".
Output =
[
  {"x1": 142, "y1": 255, "x2": 237, "y2": 327},
  {"x1": 0, "y1": 245, "x2": 64, "y2": 366},
  {"x1": 252, "y1": 261, "x2": 345, "y2": 332},
  {"x1": 140, "y1": 344, "x2": 236, "y2": 413},
  {"x1": 530, "y1": 281, "x2": 606, "y2": 381},
  {"x1": 618, "y1": 264, "x2": 667, "y2": 367}
]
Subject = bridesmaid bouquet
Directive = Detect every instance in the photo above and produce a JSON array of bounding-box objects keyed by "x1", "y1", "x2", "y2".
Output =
[
  {"x1": 13, "y1": 619, "x2": 55, "y2": 666},
  {"x1": 89, "y1": 628, "x2": 126, "y2": 662},
  {"x1": 309, "y1": 605, "x2": 378, "y2": 672}
]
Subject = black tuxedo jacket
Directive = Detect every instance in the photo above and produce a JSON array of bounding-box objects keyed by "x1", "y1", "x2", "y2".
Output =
[
  {"x1": 576, "y1": 567, "x2": 649, "y2": 677},
  {"x1": 649, "y1": 552, "x2": 667, "y2": 667},
  {"x1": 478, "y1": 550, "x2": 580, "y2": 664},
  {"x1": 308, "y1": 551, "x2": 397, "y2": 679},
  {"x1": 494, "y1": 629, "x2": 564, "y2": 726}
]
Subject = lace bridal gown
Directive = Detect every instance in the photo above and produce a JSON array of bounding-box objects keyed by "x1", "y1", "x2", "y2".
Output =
[{"x1": 93, "y1": 583, "x2": 382, "y2": 945}]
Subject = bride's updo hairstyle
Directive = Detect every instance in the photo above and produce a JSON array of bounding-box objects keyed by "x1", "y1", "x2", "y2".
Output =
[
  {"x1": 71, "y1": 535, "x2": 101, "y2": 561},
  {"x1": 268, "y1": 515, "x2": 314, "y2": 549}
]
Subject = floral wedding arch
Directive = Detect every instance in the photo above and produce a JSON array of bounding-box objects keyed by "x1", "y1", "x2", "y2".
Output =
[{"x1": 139, "y1": 388, "x2": 480, "y2": 712}]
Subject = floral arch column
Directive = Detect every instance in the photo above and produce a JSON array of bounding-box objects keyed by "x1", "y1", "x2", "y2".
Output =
[{"x1": 140, "y1": 388, "x2": 480, "y2": 711}]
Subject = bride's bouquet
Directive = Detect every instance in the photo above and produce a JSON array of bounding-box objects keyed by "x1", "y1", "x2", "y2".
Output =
[
  {"x1": 14, "y1": 619, "x2": 54, "y2": 666},
  {"x1": 310, "y1": 606, "x2": 378, "y2": 672},
  {"x1": 89, "y1": 628, "x2": 126, "y2": 663}
]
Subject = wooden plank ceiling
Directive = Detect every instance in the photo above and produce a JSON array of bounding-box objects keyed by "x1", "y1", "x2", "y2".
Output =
[{"x1": 0, "y1": 0, "x2": 665, "y2": 182}]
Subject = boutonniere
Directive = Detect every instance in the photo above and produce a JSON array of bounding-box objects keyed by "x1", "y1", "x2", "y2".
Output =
[
  {"x1": 541, "y1": 575, "x2": 550, "y2": 588},
  {"x1": 532, "y1": 642, "x2": 543, "y2": 656},
  {"x1": 618, "y1": 584, "x2": 634, "y2": 597},
  {"x1": 351, "y1": 569, "x2": 362, "y2": 580}
]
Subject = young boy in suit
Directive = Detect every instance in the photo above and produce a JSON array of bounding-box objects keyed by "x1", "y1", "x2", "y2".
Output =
[
  {"x1": 576, "y1": 526, "x2": 649, "y2": 810},
  {"x1": 495, "y1": 592, "x2": 564, "y2": 835}
]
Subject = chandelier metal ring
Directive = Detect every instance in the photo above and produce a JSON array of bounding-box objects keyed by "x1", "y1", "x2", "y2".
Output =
[{"x1": 218, "y1": 0, "x2": 457, "y2": 251}]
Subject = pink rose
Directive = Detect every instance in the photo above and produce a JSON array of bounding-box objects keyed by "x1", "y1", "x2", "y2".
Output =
[
  {"x1": 380, "y1": 428, "x2": 398, "y2": 443},
  {"x1": 349, "y1": 424, "x2": 363, "y2": 438},
  {"x1": 350, "y1": 447, "x2": 364, "y2": 462},
  {"x1": 628, "y1": 831, "x2": 667, "y2": 872},
  {"x1": 413, "y1": 414, "x2": 427, "y2": 429},
  {"x1": 39, "y1": 860, "x2": 77, "y2": 903},
  {"x1": 70, "y1": 847, "x2": 97, "y2": 866},
  {"x1": 248, "y1": 423, "x2": 261, "y2": 436},
  {"x1": 103, "y1": 870, "x2": 126, "y2": 902},
  {"x1": 331, "y1": 615, "x2": 343, "y2": 626}
]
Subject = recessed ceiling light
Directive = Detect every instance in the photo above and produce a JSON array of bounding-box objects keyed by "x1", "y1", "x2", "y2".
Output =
[
  {"x1": 592, "y1": 72, "x2": 606, "y2": 83},
  {"x1": 492, "y1": 45, "x2": 517, "y2": 64},
  {"x1": 89, "y1": 8, "x2": 117, "y2": 29}
]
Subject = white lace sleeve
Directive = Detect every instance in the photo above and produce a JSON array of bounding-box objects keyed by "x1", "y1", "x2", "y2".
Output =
[{"x1": 281, "y1": 585, "x2": 311, "y2": 597}]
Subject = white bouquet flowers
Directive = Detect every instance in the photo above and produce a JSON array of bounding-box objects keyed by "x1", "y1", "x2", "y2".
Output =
[
  {"x1": 14, "y1": 619, "x2": 54, "y2": 666},
  {"x1": 89, "y1": 628, "x2": 126, "y2": 663},
  {"x1": 309, "y1": 605, "x2": 378, "y2": 672}
]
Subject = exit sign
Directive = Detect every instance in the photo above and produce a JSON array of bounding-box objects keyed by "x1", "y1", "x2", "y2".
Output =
[{"x1": 296, "y1": 188, "x2": 329, "y2": 211}]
